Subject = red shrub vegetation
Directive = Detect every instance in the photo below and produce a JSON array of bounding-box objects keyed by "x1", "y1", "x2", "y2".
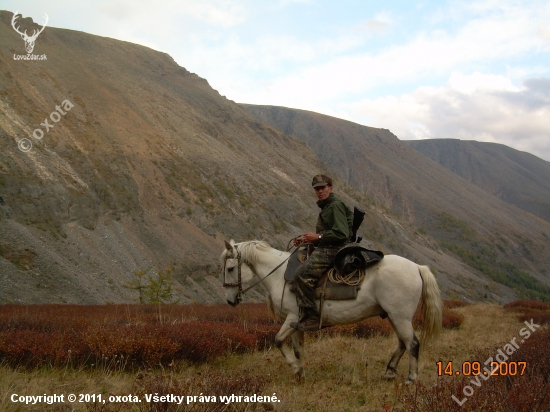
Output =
[
  {"x1": 0, "y1": 329, "x2": 86, "y2": 367},
  {"x1": 516, "y1": 310, "x2": 550, "y2": 326},
  {"x1": 0, "y1": 304, "x2": 276, "y2": 369},
  {"x1": 0, "y1": 300, "x2": 464, "y2": 369},
  {"x1": 503, "y1": 300, "x2": 550, "y2": 311},
  {"x1": 413, "y1": 306, "x2": 464, "y2": 331},
  {"x1": 441, "y1": 309, "x2": 464, "y2": 329},
  {"x1": 503, "y1": 300, "x2": 550, "y2": 326},
  {"x1": 326, "y1": 317, "x2": 393, "y2": 338},
  {"x1": 444, "y1": 300, "x2": 471, "y2": 309}
]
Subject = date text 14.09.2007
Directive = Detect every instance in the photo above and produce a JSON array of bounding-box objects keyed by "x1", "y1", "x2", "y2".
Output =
[{"x1": 436, "y1": 361, "x2": 526, "y2": 377}]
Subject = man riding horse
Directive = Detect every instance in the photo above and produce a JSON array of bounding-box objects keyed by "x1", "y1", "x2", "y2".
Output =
[
  {"x1": 221, "y1": 176, "x2": 442, "y2": 381},
  {"x1": 290, "y1": 174, "x2": 353, "y2": 331}
]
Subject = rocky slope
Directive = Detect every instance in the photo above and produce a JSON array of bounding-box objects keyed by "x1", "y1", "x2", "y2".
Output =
[
  {"x1": 406, "y1": 139, "x2": 550, "y2": 224},
  {"x1": 0, "y1": 10, "x2": 321, "y2": 304}
]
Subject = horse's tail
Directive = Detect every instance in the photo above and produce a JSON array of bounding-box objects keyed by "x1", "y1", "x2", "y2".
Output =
[{"x1": 418, "y1": 265, "x2": 443, "y2": 346}]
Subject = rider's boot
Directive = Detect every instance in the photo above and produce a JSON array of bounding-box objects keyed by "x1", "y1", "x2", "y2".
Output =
[{"x1": 290, "y1": 308, "x2": 320, "y2": 331}]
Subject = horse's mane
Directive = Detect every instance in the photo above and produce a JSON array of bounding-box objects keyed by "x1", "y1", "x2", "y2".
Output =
[{"x1": 221, "y1": 240, "x2": 273, "y2": 265}]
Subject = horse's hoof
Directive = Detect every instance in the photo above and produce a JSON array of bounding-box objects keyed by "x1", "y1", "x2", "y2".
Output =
[
  {"x1": 294, "y1": 368, "x2": 305, "y2": 384},
  {"x1": 382, "y1": 373, "x2": 397, "y2": 380}
]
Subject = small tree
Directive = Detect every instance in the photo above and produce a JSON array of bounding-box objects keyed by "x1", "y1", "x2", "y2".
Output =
[
  {"x1": 124, "y1": 267, "x2": 151, "y2": 304},
  {"x1": 126, "y1": 266, "x2": 179, "y2": 304},
  {"x1": 144, "y1": 267, "x2": 178, "y2": 304}
]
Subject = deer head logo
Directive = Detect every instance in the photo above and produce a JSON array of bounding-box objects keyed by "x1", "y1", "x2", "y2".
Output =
[{"x1": 12, "y1": 11, "x2": 48, "y2": 54}]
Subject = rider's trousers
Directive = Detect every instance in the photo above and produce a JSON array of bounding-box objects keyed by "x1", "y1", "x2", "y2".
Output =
[{"x1": 293, "y1": 245, "x2": 340, "y2": 314}]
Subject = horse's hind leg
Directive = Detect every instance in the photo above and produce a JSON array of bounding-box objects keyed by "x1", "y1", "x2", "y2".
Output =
[
  {"x1": 407, "y1": 334, "x2": 420, "y2": 383},
  {"x1": 385, "y1": 318, "x2": 420, "y2": 383},
  {"x1": 275, "y1": 315, "x2": 305, "y2": 382},
  {"x1": 384, "y1": 338, "x2": 406, "y2": 380}
]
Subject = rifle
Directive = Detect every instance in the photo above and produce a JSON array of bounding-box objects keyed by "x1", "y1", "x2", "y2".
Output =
[{"x1": 350, "y1": 206, "x2": 365, "y2": 243}]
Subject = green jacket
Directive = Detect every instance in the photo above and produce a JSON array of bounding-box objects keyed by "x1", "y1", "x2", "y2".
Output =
[{"x1": 315, "y1": 193, "x2": 353, "y2": 246}]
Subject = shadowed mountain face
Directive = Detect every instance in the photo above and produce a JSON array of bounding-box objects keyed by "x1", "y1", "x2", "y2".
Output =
[
  {"x1": 1, "y1": 10, "x2": 549, "y2": 304},
  {"x1": 406, "y1": 139, "x2": 550, "y2": 224},
  {"x1": 242, "y1": 104, "x2": 550, "y2": 301}
]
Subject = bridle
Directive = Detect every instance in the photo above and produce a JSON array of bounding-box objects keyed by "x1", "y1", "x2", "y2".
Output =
[
  {"x1": 222, "y1": 248, "x2": 245, "y2": 304},
  {"x1": 222, "y1": 243, "x2": 300, "y2": 304}
]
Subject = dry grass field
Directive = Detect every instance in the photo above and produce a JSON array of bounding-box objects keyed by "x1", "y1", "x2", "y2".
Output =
[{"x1": 0, "y1": 302, "x2": 548, "y2": 411}]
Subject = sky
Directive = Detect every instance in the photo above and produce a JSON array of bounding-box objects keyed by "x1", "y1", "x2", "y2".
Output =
[{"x1": 4, "y1": 0, "x2": 550, "y2": 161}]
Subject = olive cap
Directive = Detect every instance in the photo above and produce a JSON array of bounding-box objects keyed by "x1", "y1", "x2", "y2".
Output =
[{"x1": 311, "y1": 174, "x2": 333, "y2": 187}]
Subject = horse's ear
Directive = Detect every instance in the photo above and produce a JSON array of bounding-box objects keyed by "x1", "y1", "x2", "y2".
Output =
[{"x1": 224, "y1": 240, "x2": 233, "y2": 251}]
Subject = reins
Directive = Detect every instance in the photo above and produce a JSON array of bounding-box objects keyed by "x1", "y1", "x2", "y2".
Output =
[
  {"x1": 241, "y1": 247, "x2": 299, "y2": 294},
  {"x1": 223, "y1": 239, "x2": 302, "y2": 301}
]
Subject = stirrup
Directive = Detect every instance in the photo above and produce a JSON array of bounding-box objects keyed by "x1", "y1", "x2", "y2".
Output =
[{"x1": 290, "y1": 315, "x2": 321, "y2": 332}]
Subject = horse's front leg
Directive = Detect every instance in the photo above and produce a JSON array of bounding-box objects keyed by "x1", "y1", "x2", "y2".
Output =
[
  {"x1": 291, "y1": 330, "x2": 305, "y2": 383},
  {"x1": 275, "y1": 314, "x2": 304, "y2": 382}
]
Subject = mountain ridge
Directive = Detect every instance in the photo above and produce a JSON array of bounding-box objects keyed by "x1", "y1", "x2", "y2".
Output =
[
  {"x1": 1, "y1": 10, "x2": 549, "y2": 304},
  {"x1": 406, "y1": 138, "x2": 550, "y2": 224}
]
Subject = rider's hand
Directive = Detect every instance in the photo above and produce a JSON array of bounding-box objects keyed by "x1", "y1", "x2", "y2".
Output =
[{"x1": 294, "y1": 232, "x2": 319, "y2": 246}]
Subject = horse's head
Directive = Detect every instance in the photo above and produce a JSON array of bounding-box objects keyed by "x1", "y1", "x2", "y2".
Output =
[{"x1": 221, "y1": 239, "x2": 256, "y2": 307}]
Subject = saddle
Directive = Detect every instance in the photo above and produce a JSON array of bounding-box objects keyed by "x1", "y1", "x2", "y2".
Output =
[{"x1": 284, "y1": 245, "x2": 384, "y2": 300}]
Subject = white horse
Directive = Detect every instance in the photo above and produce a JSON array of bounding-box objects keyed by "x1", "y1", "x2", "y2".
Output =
[{"x1": 221, "y1": 239, "x2": 442, "y2": 383}]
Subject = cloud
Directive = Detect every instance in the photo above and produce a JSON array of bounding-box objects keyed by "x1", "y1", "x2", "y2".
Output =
[
  {"x1": 363, "y1": 18, "x2": 388, "y2": 32},
  {"x1": 276, "y1": 0, "x2": 314, "y2": 7},
  {"x1": 348, "y1": 73, "x2": 550, "y2": 161},
  {"x1": 176, "y1": 29, "x2": 366, "y2": 102},
  {"x1": 98, "y1": 0, "x2": 247, "y2": 28},
  {"x1": 362, "y1": 12, "x2": 393, "y2": 33},
  {"x1": 539, "y1": 24, "x2": 550, "y2": 43},
  {"x1": 448, "y1": 72, "x2": 519, "y2": 93},
  {"x1": 218, "y1": 0, "x2": 549, "y2": 110}
]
